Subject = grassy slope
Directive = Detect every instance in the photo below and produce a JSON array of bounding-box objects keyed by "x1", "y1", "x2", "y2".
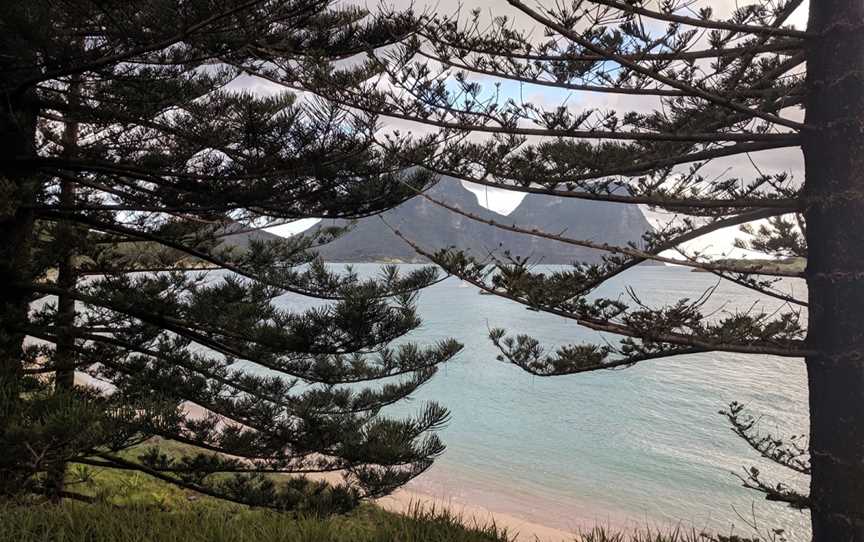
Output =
[
  {"x1": 0, "y1": 502, "x2": 519, "y2": 542},
  {"x1": 1, "y1": 439, "x2": 764, "y2": 542},
  {"x1": 0, "y1": 500, "x2": 747, "y2": 542},
  {"x1": 0, "y1": 465, "x2": 759, "y2": 542},
  {"x1": 4, "y1": 443, "x2": 757, "y2": 542},
  {"x1": 0, "y1": 463, "x2": 757, "y2": 542},
  {"x1": 1, "y1": 440, "x2": 512, "y2": 542}
]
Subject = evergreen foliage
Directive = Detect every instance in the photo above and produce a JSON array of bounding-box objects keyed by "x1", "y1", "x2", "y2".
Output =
[
  {"x1": 0, "y1": 0, "x2": 460, "y2": 511},
  {"x1": 288, "y1": 1, "x2": 864, "y2": 540}
]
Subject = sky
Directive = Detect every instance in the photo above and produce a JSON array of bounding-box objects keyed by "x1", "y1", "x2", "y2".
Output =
[{"x1": 271, "y1": 0, "x2": 809, "y2": 259}]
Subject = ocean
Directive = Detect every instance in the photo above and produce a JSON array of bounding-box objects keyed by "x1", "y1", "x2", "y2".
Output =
[{"x1": 273, "y1": 264, "x2": 811, "y2": 540}]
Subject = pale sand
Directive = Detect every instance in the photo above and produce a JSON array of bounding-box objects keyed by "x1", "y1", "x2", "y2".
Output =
[{"x1": 378, "y1": 489, "x2": 579, "y2": 542}]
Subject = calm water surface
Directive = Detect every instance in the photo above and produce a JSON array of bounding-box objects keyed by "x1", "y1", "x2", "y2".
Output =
[{"x1": 274, "y1": 264, "x2": 811, "y2": 540}]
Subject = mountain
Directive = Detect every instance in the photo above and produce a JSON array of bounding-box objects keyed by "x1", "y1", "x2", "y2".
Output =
[
  {"x1": 219, "y1": 225, "x2": 284, "y2": 249},
  {"x1": 308, "y1": 178, "x2": 653, "y2": 264}
]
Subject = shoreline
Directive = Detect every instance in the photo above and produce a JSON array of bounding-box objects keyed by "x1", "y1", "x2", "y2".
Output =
[
  {"x1": 87, "y1": 389, "x2": 778, "y2": 540},
  {"x1": 177, "y1": 400, "x2": 617, "y2": 541},
  {"x1": 378, "y1": 488, "x2": 579, "y2": 542},
  {"x1": 177, "y1": 400, "x2": 587, "y2": 540},
  {"x1": 377, "y1": 461, "x2": 643, "y2": 541}
]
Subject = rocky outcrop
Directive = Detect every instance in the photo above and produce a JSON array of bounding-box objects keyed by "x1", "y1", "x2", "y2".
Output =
[{"x1": 309, "y1": 178, "x2": 653, "y2": 264}]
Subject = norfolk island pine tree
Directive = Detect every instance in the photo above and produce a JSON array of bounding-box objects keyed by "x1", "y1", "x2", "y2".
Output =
[
  {"x1": 285, "y1": 1, "x2": 864, "y2": 540},
  {"x1": 0, "y1": 0, "x2": 462, "y2": 510}
]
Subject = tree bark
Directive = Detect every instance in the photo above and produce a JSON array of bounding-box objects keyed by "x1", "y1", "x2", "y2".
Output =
[
  {"x1": 0, "y1": 89, "x2": 38, "y2": 391},
  {"x1": 44, "y1": 85, "x2": 81, "y2": 502},
  {"x1": 803, "y1": 2, "x2": 864, "y2": 540},
  {"x1": 0, "y1": 85, "x2": 39, "y2": 494}
]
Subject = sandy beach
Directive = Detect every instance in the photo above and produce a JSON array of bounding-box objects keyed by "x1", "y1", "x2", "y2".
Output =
[
  {"x1": 378, "y1": 488, "x2": 578, "y2": 542},
  {"x1": 180, "y1": 400, "x2": 582, "y2": 540}
]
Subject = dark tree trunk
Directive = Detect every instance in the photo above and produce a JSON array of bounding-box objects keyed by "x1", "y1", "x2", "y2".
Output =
[
  {"x1": 803, "y1": 1, "x2": 864, "y2": 540},
  {"x1": 0, "y1": 85, "x2": 39, "y2": 494},
  {"x1": 43, "y1": 186, "x2": 77, "y2": 502},
  {"x1": 44, "y1": 98, "x2": 81, "y2": 502},
  {"x1": 0, "y1": 90, "x2": 38, "y2": 394}
]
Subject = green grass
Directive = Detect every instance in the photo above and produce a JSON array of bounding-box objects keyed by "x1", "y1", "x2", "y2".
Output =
[
  {"x1": 3, "y1": 441, "x2": 765, "y2": 542},
  {"x1": 0, "y1": 503, "x2": 771, "y2": 542},
  {"x1": 62, "y1": 441, "x2": 228, "y2": 510},
  {"x1": 3, "y1": 446, "x2": 513, "y2": 542},
  {"x1": 0, "y1": 502, "x2": 517, "y2": 542}
]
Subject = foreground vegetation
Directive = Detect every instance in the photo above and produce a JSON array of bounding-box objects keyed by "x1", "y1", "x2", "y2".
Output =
[
  {"x1": 2, "y1": 0, "x2": 456, "y2": 513},
  {"x1": 1, "y1": 463, "x2": 771, "y2": 542},
  {"x1": 0, "y1": 502, "x2": 516, "y2": 542},
  {"x1": 0, "y1": 502, "x2": 772, "y2": 542},
  {"x1": 0, "y1": 451, "x2": 509, "y2": 542}
]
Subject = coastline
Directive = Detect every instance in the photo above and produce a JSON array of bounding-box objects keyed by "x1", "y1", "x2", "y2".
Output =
[
  {"x1": 378, "y1": 488, "x2": 578, "y2": 542},
  {"x1": 176, "y1": 401, "x2": 582, "y2": 540}
]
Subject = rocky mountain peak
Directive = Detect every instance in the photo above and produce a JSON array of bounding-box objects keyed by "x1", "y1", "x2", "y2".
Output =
[{"x1": 309, "y1": 178, "x2": 653, "y2": 264}]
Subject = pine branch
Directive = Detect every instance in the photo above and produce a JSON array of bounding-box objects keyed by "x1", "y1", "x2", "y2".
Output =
[
  {"x1": 409, "y1": 186, "x2": 803, "y2": 277},
  {"x1": 702, "y1": 268, "x2": 808, "y2": 307},
  {"x1": 584, "y1": 0, "x2": 809, "y2": 39},
  {"x1": 507, "y1": 0, "x2": 806, "y2": 130},
  {"x1": 36, "y1": 211, "x2": 440, "y2": 302},
  {"x1": 723, "y1": 402, "x2": 811, "y2": 475},
  {"x1": 414, "y1": 42, "x2": 802, "y2": 97},
  {"x1": 235, "y1": 65, "x2": 801, "y2": 144},
  {"x1": 385, "y1": 226, "x2": 810, "y2": 358},
  {"x1": 735, "y1": 466, "x2": 811, "y2": 509},
  {"x1": 419, "y1": 30, "x2": 803, "y2": 64},
  {"x1": 415, "y1": 138, "x2": 802, "y2": 191},
  {"x1": 10, "y1": 0, "x2": 270, "y2": 91},
  {"x1": 411, "y1": 162, "x2": 799, "y2": 211}
]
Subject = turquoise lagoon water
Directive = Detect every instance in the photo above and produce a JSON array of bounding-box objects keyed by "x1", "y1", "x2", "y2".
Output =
[{"x1": 273, "y1": 264, "x2": 811, "y2": 540}]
